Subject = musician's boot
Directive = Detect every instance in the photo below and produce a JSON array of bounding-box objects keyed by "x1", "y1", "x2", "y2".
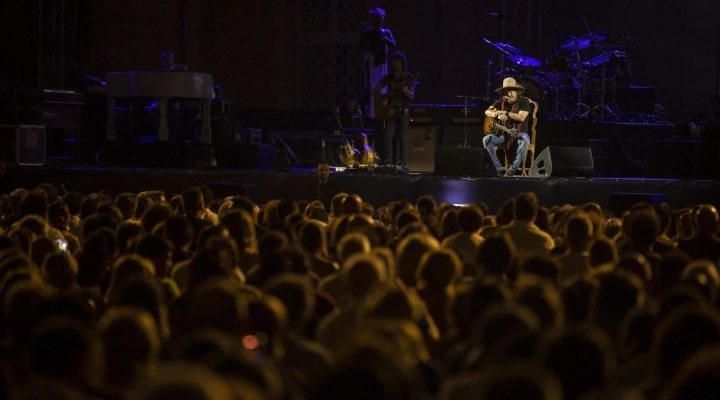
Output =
[{"x1": 505, "y1": 167, "x2": 516, "y2": 177}]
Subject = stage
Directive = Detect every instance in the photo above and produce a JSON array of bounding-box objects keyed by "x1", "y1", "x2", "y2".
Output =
[{"x1": 11, "y1": 164, "x2": 720, "y2": 215}]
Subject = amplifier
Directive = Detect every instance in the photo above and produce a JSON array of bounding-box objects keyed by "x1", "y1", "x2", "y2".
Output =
[
  {"x1": 442, "y1": 126, "x2": 485, "y2": 148},
  {"x1": 406, "y1": 125, "x2": 438, "y2": 173},
  {"x1": 41, "y1": 90, "x2": 86, "y2": 105},
  {"x1": 411, "y1": 102, "x2": 492, "y2": 125},
  {"x1": 410, "y1": 104, "x2": 443, "y2": 124},
  {"x1": 443, "y1": 104, "x2": 486, "y2": 125},
  {"x1": 17, "y1": 125, "x2": 46, "y2": 165},
  {"x1": 40, "y1": 90, "x2": 85, "y2": 130}
]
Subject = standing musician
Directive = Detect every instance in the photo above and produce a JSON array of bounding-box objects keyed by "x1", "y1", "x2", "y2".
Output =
[
  {"x1": 483, "y1": 77, "x2": 531, "y2": 177},
  {"x1": 359, "y1": 8, "x2": 396, "y2": 118},
  {"x1": 372, "y1": 51, "x2": 415, "y2": 168}
]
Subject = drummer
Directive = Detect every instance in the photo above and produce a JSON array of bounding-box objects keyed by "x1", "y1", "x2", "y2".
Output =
[{"x1": 483, "y1": 77, "x2": 532, "y2": 177}]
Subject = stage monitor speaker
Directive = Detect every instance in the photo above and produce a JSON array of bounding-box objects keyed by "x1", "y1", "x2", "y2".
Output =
[
  {"x1": 529, "y1": 146, "x2": 594, "y2": 177},
  {"x1": 608, "y1": 192, "x2": 665, "y2": 217},
  {"x1": 407, "y1": 125, "x2": 437, "y2": 173},
  {"x1": 434, "y1": 147, "x2": 497, "y2": 176},
  {"x1": 441, "y1": 126, "x2": 484, "y2": 148},
  {"x1": 269, "y1": 131, "x2": 326, "y2": 167}
]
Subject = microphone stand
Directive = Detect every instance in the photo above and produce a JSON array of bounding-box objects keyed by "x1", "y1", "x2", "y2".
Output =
[
  {"x1": 456, "y1": 95, "x2": 483, "y2": 148},
  {"x1": 580, "y1": 16, "x2": 605, "y2": 118}
]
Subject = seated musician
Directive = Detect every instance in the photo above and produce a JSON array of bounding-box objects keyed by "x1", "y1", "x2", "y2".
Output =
[
  {"x1": 156, "y1": 51, "x2": 177, "y2": 72},
  {"x1": 149, "y1": 51, "x2": 183, "y2": 139},
  {"x1": 483, "y1": 77, "x2": 531, "y2": 177},
  {"x1": 372, "y1": 51, "x2": 414, "y2": 168}
]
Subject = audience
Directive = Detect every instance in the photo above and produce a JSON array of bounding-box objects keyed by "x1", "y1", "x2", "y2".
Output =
[{"x1": 2, "y1": 183, "x2": 720, "y2": 399}]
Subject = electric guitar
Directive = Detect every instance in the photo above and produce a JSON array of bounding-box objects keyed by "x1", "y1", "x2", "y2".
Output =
[
  {"x1": 354, "y1": 104, "x2": 375, "y2": 165},
  {"x1": 483, "y1": 115, "x2": 518, "y2": 138},
  {"x1": 332, "y1": 107, "x2": 359, "y2": 167},
  {"x1": 375, "y1": 72, "x2": 420, "y2": 121}
]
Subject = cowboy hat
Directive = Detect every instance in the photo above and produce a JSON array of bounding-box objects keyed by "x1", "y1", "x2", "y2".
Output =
[{"x1": 495, "y1": 77, "x2": 525, "y2": 94}]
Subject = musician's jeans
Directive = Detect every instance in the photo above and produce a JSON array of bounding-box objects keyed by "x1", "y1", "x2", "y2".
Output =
[
  {"x1": 383, "y1": 110, "x2": 409, "y2": 165},
  {"x1": 483, "y1": 132, "x2": 531, "y2": 170}
]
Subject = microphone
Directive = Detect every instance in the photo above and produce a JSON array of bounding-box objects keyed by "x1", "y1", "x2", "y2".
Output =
[
  {"x1": 577, "y1": 15, "x2": 587, "y2": 19},
  {"x1": 489, "y1": 12, "x2": 505, "y2": 18}
]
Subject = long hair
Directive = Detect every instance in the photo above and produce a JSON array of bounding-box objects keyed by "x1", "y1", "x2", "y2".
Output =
[
  {"x1": 369, "y1": 8, "x2": 386, "y2": 18},
  {"x1": 391, "y1": 51, "x2": 408, "y2": 72}
]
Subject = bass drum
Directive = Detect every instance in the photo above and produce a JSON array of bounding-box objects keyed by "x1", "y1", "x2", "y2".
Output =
[
  {"x1": 515, "y1": 75, "x2": 552, "y2": 116},
  {"x1": 515, "y1": 76, "x2": 546, "y2": 103}
]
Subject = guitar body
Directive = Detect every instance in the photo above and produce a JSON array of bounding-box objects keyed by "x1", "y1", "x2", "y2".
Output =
[
  {"x1": 483, "y1": 115, "x2": 518, "y2": 137},
  {"x1": 375, "y1": 73, "x2": 420, "y2": 121},
  {"x1": 374, "y1": 97, "x2": 395, "y2": 121},
  {"x1": 483, "y1": 115, "x2": 495, "y2": 135},
  {"x1": 332, "y1": 107, "x2": 359, "y2": 167},
  {"x1": 355, "y1": 105, "x2": 375, "y2": 165}
]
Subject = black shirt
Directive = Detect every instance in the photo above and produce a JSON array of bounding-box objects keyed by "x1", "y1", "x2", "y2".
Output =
[
  {"x1": 379, "y1": 72, "x2": 414, "y2": 111},
  {"x1": 491, "y1": 96, "x2": 531, "y2": 134},
  {"x1": 307, "y1": 180, "x2": 340, "y2": 211}
]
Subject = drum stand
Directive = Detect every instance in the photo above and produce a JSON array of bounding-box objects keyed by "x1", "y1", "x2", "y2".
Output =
[
  {"x1": 484, "y1": 51, "x2": 507, "y2": 100},
  {"x1": 485, "y1": 53, "x2": 495, "y2": 100}
]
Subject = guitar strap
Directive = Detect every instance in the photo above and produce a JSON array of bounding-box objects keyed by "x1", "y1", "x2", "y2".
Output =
[{"x1": 499, "y1": 99, "x2": 521, "y2": 150}]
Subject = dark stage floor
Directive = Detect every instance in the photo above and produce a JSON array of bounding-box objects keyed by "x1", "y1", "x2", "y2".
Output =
[{"x1": 12, "y1": 165, "x2": 720, "y2": 215}]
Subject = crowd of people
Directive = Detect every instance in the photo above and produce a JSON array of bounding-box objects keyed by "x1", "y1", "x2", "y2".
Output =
[{"x1": 0, "y1": 179, "x2": 719, "y2": 400}]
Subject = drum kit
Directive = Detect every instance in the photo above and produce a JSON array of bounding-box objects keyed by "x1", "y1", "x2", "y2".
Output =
[{"x1": 483, "y1": 25, "x2": 635, "y2": 121}]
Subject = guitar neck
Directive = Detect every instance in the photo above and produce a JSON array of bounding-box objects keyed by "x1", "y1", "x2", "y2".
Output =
[
  {"x1": 495, "y1": 123, "x2": 514, "y2": 133},
  {"x1": 355, "y1": 107, "x2": 366, "y2": 130}
]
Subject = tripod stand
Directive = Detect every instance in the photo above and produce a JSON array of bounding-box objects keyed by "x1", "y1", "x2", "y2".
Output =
[{"x1": 696, "y1": 16, "x2": 720, "y2": 122}]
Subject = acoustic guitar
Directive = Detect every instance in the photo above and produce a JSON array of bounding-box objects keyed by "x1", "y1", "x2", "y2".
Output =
[
  {"x1": 374, "y1": 72, "x2": 420, "y2": 121},
  {"x1": 354, "y1": 104, "x2": 375, "y2": 165},
  {"x1": 332, "y1": 107, "x2": 359, "y2": 167},
  {"x1": 483, "y1": 116, "x2": 518, "y2": 137}
]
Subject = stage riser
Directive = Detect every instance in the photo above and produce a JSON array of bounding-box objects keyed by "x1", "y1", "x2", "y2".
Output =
[{"x1": 10, "y1": 167, "x2": 720, "y2": 214}]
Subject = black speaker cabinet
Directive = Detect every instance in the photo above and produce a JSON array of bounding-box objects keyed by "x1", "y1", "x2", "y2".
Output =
[
  {"x1": 651, "y1": 140, "x2": 720, "y2": 180},
  {"x1": 215, "y1": 143, "x2": 277, "y2": 170},
  {"x1": 442, "y1": 125, "x2": 484, "y2": 148},
  {"x1": 407, "y1": 125, "x2": 437, "y2": 173},
  {"x1": 529, "y1": 146, "x2": 594, "y2": 177},
  {"x1": 434, "y1": 147, "x2": 497, "y2": 176},
  {"x1": 269, "y1": 131, "x2": 327, "y2": 168}
]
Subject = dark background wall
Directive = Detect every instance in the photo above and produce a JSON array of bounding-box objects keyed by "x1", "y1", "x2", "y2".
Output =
[{"x1": 1, "y1": 0, "x2": 718, "y2": 121}]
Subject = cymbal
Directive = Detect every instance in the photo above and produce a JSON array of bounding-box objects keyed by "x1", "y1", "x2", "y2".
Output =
[
  {"x1": 482, "y1": 37, "x2": 523, "y2": 55},
  {"x1": 506, "y1": 55, "x2": 542, "y2": 67},
  {"x1": 581, "y1": 31, "x2": 609, "y2": 43},
  {"x1": 559, "y1": 36, "x2": 591, "y2": 50},
  {"x1": 588, "y1": 51, "x2": 626, "y2": 66}
]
